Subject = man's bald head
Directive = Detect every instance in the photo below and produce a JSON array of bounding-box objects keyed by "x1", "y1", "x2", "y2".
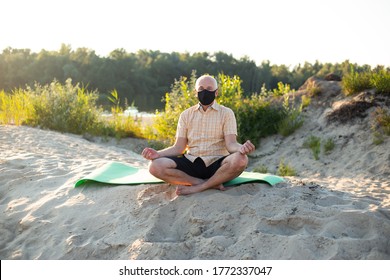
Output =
[{"x1": 195, "y1": 75, "x2": 218, "y2": 92}]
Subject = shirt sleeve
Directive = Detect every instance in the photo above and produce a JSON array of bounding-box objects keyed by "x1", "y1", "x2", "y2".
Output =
[
  {"x1": 176, "y1": 111, "x2": 188, "y2": 138},
  {"x1": 223, "y1": 108, "x2": 238, "y2": 135}
]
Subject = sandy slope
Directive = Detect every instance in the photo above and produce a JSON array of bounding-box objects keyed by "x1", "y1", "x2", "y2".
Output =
[{"x1": 0, "y1": 81, "x2": 389, "y2": 259}]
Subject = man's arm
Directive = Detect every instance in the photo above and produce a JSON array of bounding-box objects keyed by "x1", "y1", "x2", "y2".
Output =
[
  {"x1": 225, "y1": 134, "x2": 255, "y2": 155},
  {"x1": 142, "y1": 137, "x2": 188, "y2": 160}
]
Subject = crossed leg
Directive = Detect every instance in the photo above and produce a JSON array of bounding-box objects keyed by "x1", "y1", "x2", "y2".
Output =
[
  {"x1": 149, "y1": 152, "x2": 248, "y2": 196},
  {"x1": 148, "y1": 157, "x2": 204, "y2": 186},
  {"x1": 176, "y1": 152, "x2": 248, "y2": 195}
]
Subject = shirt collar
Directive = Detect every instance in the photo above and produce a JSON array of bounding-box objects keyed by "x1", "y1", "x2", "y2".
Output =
[{"x1": 194, "y1": 102, "x2": 220, "y2": 112}]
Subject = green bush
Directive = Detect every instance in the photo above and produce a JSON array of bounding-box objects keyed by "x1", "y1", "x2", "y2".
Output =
[
  {"x1": 100, "y1": 90, "x2": 144, "y2": 139},
  {"x1": 216, "y1": 74, "x2": 243, "y2": 111},
  {"x1": 342, "y1": 68, "x2": 372, "y2": 95},
  {"x1": 342, "y1": 67, "x2": 390, "y2": 95},
  {"x1": 0, "y1": 80, "x2": 145, "y2": 139},
  {"x1": 236, "y1": 94, "x2": 286, "y2": 143},
  {"x1": 272, "y1": 82, "x2": 294, "y2": 96},
  {"x1": 371, "y1": 70, "x2": 390, "y2": 94},
  {"x1": 371, "y1": 107, "x2": 390, "y2": 144},
  {"x1": 277, "y1": 94, "x2": 304, "y2": 137},
  {"x1": 218, "y1": 74, "x2": 284, "y2": 144},
  {"x1": 0, "y1": 89, "x2": 35, "y2": 125},
  {"x1": 301, "y1": 95, "x2": 311, "y2": 108},
  {"x1": 30, "y1": 79, "x2": 102, "y2": 134},
  {"x1": 376, "y1": 108, "x2": 390, "y2": 135}
]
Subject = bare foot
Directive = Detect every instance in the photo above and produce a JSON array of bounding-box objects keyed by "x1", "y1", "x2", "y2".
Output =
[
  {"x1": 176, "y1": 183, "x2": 226, "y2": 196},
  {"x1": 214, "y1": 184, "x2": 226, "y2": 191}
]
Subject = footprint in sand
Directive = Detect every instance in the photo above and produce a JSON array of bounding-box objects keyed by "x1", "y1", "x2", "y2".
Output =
[{"x1": 137, "y1": 184, "x2": 176, "y2": 207}]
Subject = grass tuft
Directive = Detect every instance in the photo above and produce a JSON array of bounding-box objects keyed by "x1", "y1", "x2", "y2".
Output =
[
  {"x1": 277, "y1": 159, "x2": 296, "y2": 176},
  {"x1": 303, "y1": 135, "x2": 321, "y2": 160}
]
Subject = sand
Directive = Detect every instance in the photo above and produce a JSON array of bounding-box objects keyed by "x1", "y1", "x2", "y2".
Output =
[{"x1": 1, "y1": 83, "x2": 389, "y2": 259}]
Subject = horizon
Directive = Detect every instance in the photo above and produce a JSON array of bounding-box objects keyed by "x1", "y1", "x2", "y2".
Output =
[
  {"x1": 1, "y1": 0, "x2": 390, "y2": 68},
  {"x1": 1, "y1": 44, "x2": 389, "y2": 69}
]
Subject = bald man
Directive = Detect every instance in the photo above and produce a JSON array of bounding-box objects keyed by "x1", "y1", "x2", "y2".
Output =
[{"x1": 142, "y1": 75, "x2": 255, "y2": 195}]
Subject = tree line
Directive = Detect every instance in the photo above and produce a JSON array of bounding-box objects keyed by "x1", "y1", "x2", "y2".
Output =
[{"x1": 0, "y1": 44, "x2": 387, "y2": 111}]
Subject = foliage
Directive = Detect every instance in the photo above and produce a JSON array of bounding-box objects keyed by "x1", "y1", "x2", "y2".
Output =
[
  {"x1": 272, "y1": 82, "x2": 294, "y2": 96},
  {"x1": 277, "y1": 94, "x2": 304, "y2": 137},
  {"x1": 374, "y1": 108, "x2": 390, "y2": 135},
  {"x1": 302, "y1": 136, "x2": 335, "y2": 159},
  {"x1": 277, "y1": 159, "x2": 296, "y2": 176},
  {"x1": 371, "y1": 69, "x2": 390, "y2": 94},
  {"x1": 3, "y1": 47, "x2": 387, "y2": 112},
  {"x1": 303, "y1": 135, "x2": 321, "y2": 160},
  {"x1": 306, "y1": 80, "x2": 322, "y2": 97},
  {"x1": 323, "y1": 138, "x2": 335, "y2": 154},
  {"x1": 301, "y1": 95, "x2": 311, "y2": 108},
  {"x1": 28, "y1": 79, "x2": 102, "y2": 134},
  {"x1": 236, "y1": 94, "x2": 286, "y2": 143},
  {"x1": 98, "y1": 90, "x2": 144, "y2": 139},
  {"x1": 108, "y1": 89, "x2": 121, "y2": 115},
  {"x1": 0, "y1": 89, "x2": 35, "y2": 125},
  {"x1": 0, "y1": 79, "x2": 144, "y2": 139},
  {"x1": 371, "y1": 107, "x2": 390, "y2": 144},
  {"x1": 150, "y1": 71, "x2": 198, "y2": 145},
  {"x1": 103, "y1": 115, "x2": 144, "y2": 140},
  {"x1": 372, "y1": 131, "x2": 384, "y2": 145},
  {"x1": 342, "y1": 67, "x2": 372, "y2": 95},
  {"x1": 216, "y1": 74, "x2": 243, "y2": 111},
  {"x1": 342, "y1": 66, "x2": 390, "y2": 95}
]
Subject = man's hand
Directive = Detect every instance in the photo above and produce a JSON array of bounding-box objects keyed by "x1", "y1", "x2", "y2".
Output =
[
  {"x1": 142, "y1": 147, "x2": 160, "y2": 160},
  {"x1": 239, "y1": 140, "x2": 255, "y2": 155}
]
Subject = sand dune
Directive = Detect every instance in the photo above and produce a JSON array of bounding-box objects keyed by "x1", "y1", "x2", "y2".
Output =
[
  {"x1": 1, "y1": 121, "x2": 389, "y2": 259},
  {"x1": 1, "y1": 79, "x2": 390, "y2": 260}
]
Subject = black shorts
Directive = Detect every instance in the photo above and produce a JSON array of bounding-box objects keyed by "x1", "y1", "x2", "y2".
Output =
[{"x1": 166, "y1": 155, "x2": 227, "y2": 179}]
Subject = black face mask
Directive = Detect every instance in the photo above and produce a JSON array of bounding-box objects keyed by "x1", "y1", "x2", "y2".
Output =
[{"x1": 197, "y1": 89, "x2": 216, "y2": 105}]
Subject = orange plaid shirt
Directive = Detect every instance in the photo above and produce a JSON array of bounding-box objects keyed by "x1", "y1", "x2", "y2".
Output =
[{"x1": 176, "y1": 102, "x2": 237, "y2": 166}]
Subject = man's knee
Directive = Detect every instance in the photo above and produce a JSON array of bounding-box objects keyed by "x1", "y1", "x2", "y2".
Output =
[
  {"x1": 236, "y1": 154, "x2": 248, "y2": 171},
  {"x1": 148, "y1": 160, "x2": 161, "y2": 177},
  {"x1": 148, "y1": 158, "x2": 175, "y2": 177},
  {"x1": 225, "y1": 153, "x2": 248, "y2": 172}
]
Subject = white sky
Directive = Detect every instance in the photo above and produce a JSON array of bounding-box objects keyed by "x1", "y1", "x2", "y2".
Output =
[{"x1": 1, "y1": 0, "x2": 389, "y2": 67}]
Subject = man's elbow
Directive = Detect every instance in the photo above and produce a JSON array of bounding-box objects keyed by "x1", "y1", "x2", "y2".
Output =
[
  {"x1": 173, "y1": 144, "x2": 187, "y2": 155},
  {"x1": 226, "y1": 144, "x2": 240, "y2": 154}
]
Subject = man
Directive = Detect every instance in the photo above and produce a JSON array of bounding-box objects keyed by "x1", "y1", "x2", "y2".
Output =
[{"x1": 142, "y1": 74, "x2": 255, "y2": 195}]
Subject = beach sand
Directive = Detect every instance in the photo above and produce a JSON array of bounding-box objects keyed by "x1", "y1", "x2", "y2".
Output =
[{"x1": 1, "y1": 82, "x2": 389, "y2": 259}]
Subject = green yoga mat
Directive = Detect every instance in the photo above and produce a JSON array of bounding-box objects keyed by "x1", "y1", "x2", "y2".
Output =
[{"x1": 74, "y1": 161, "x2": 284, "y2": 188}]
